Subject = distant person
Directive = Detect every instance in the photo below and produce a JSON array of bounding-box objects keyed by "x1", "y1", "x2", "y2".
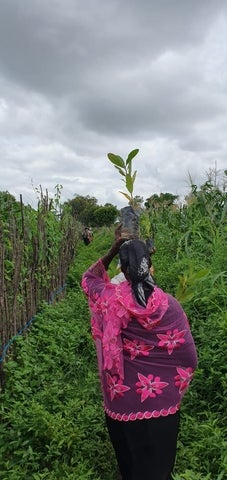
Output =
[
  {"x1": 81, "y1": 226, "x2": 198, "y2": 480},
  {"x1": 82, "y1": 227, "x2": 93, "y2": 246},
  {"x1": 88, "y1": 227, "x2": 93, "y2": 242}
]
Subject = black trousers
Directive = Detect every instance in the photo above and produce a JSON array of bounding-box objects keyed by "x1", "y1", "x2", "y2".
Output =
[{"x1": 105, "y1": 411, "x2": 180, "y2": 480}]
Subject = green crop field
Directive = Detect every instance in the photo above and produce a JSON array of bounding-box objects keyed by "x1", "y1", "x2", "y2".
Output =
[{"x1": 0, "y1": 182, "x2": 226, "y2": 479}]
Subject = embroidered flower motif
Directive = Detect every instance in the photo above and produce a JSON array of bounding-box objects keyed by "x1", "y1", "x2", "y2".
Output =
[
  {"x1": 106, "y1": 373, "x2": 130, "y2": 401},
  {"x1": 157, "y1": 329, "x2": 186, "y2": 355},
  {"x1": 103, "y1": 342, "x2": 122, "y2": 371},
  {"x1": 91, "y1": 317, "x2": 102, "y2": 339},
  {"x1": 118, "y1": 285, "x2": 169, "y2": 326},
  {"x1": 82, "y1": 264, "x2": 169, "y2": 382},
  {"x1": 174, "y1": 367, "x2": 194, "y2": 394},
  {"x1": 138, "y1": 256, "x2": 149, "y2": 277},
  {"x1": 102, "y1": 321, "x2": 123, "y2": 371},
  {"x1": 136, "y1": 373, "x2": 168, "y2": 402},
  {"x1": 137, "y1": 317, "x2": 161, "y2": 330},
  {"x1": 123, "y1": 338, "x2": 154, "y2": 360},
  {"x1": 90, "y1": 293, "x2": 106, "y2": 314}
]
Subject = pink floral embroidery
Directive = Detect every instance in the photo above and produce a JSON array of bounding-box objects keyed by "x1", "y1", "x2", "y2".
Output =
[
  {"x1": 102, "y1": 322, "x2": 123, "y2": 371},
  {"x1": 174, "y1": 367, "x2": 194, "y2": 394},
  {"x1": 136, "y1": 373, "x2": 168, "y2": 402},
  {"x1": 106, "y1": 373, "x2": 130, "y2": 401},
  {"x1": 123, "y1": 338, "x2": 154, "y2": 360},
  {"x1": 157, "y1": 329, "x2": 186, "y2": 355},
  {"x1": 90, "y1": 293, "x2": 106, "y2": 315},
  {"x1": 117, "y1": 285, "x2": 169, "y2": 331},
  {"x1": 91, "y1": 317, "x2": 102, "y2": 339},
  {"x1": 137, "y1": 317, "x2": 161, "y2": 330},
  {"x1": 82, "y1": 263, "x2": 172, "y2": 382}
]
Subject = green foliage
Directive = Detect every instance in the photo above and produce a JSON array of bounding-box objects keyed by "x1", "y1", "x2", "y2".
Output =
[
  {"x1": 67, "y1": 226, "x2": 119, "y2": 288},
  {"x1": 65, "y1": 194, "x2": 119, "y2": 227},
  {"x1": 137, "y1": 181, "x2": 227, "y2": 478},
  {"x1": 0, "y1": 187, "x2": 79, "y2": 363},
  {"x1": 92, "y1": 205, "x2": 118, "y2": 227},
  {"x1": 0, "y1": 287, "x2": 118, "y2": 479},
  {"x1": 0, "y1": 177, "x2": 226, "y2": 479},
  {"x1": 139, "y1": 211, "x2": 154, "y2": 239},
  {"x1": 107, "y1": 149, "x2": 139, "y2": 205},
  {"x1": 145, "y1": 192, "x2": 179, "y2": 210},
  {"x1": 65, "y1": 194, "x2": 98, "y2": 224}
]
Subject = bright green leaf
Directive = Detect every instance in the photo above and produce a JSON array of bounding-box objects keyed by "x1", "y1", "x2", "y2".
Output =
[
  {"x1": 127, "y1": 159, "x2": 132, "y2": 176},
  {"x1": 132, "y1": 170, "x2": 137, "y2": 184},
  {"x1": 126, "y1": 174, "x2": 133, "y2": 194},
  {"x1": 107, "y1": 153, "x2": 125, "y2": 168},
  {"x1": 126, "y1": 149, "x2": 139, "y2": 165}
]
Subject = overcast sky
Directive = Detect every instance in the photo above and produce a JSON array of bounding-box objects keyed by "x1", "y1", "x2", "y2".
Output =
[{"x1": 0, "y1": 0, "x2": 227, "y2": 208}]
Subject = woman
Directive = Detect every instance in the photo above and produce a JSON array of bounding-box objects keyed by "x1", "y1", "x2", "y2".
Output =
[
  {"x1": 81, "y1": 228, "x2": 198, "y2": 480},
  {"x1": 82, "y1": 227, "x2": 93, "y2": 245}
]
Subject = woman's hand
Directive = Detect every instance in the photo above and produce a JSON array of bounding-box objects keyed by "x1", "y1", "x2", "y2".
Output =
[
  {"x1": 114, "y1": 223, "x2": 122, "y2": 241},
  {"x1": 101, "y1": 224, "x2": 125, "y2": 270},
  {"x1": 114, "y1": 223, "x2": 127, "y2": 247}
]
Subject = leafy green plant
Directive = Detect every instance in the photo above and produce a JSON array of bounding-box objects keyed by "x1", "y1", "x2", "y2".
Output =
[
  {"x1": 0, "y1": 287, "x2": 118, "y2": 480},
  {"x1": 175, "y1": 267, "x2": 210, "y2": 304},
  {"x1": 0, "y1": 186, "x2": 79, "y2": 367},
  {"x1": 107, "y1": 149, "x2": 139, "y2": 205},
  {"x1": 139, "y1": 211, "x2": 154, "y2": 240}
]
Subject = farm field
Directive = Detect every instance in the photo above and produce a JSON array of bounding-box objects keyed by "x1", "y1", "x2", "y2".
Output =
[{"x1": 0, "y1": 183, "x2": 226, "y2": 479}]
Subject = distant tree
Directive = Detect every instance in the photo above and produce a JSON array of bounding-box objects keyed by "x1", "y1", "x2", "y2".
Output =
[
  {"x1": 0, "y1": 191, "x2": 21, "y2": 220},
  {"x1": 145, "y1": 193, "x2": 179, "y2": 210},
  {"x1": 81, "y1": 206, "x2": 98, "y2": 226},
  {"x1": 65, "y1": 195, "x2": 98, "y2": 223},
  {"x1": 0, "y1": 191, "x2": 18, "y2": 208},
  {"x1": 92, "y1": 205, "x2": 118, "y2": 227},
  {"x1": 64, "y1": 195, "x2": 119, "y2": 227}
]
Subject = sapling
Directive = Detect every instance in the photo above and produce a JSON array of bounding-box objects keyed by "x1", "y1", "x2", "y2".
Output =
[
  {"x1": 107, "y1": 149, "x2": 139, "y2": 207},
  {"x1": 107, "y1": 149, "x2": 140, "y2": 238}
]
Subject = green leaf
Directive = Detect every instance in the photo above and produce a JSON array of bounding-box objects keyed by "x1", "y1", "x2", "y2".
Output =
[
  {"x1": 176, "y1": 291, "x2": 195, "y2": 303},
  {"x1": 126, "y1": 174, "x2": 133, "y2": 194},
  {"x1": 127, "y1": 158, "x2": 132, "y2": 176},
  {"x1": 126, "y1": 149, "x2": 139, "y2": 165},
  {"x1": 132, "y1": 170, "x2": 137, "y2": 184},
  {"x1": 107, "y1": 153, "x2": 125, "y2": 168},
  {"x1": 191, "y1": 268, "x2": 210, "y2": 281},
  {"x1": 119, "y1": 191, "x2": 132, "y2": 202},
  {"x1": 114, "y1": 166, "x2": 126, "y2": 176}
]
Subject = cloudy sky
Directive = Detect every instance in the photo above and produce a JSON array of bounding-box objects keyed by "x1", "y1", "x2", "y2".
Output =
[{"x1": 0, "y1": 0, "x2": 227, "y2": 208}]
